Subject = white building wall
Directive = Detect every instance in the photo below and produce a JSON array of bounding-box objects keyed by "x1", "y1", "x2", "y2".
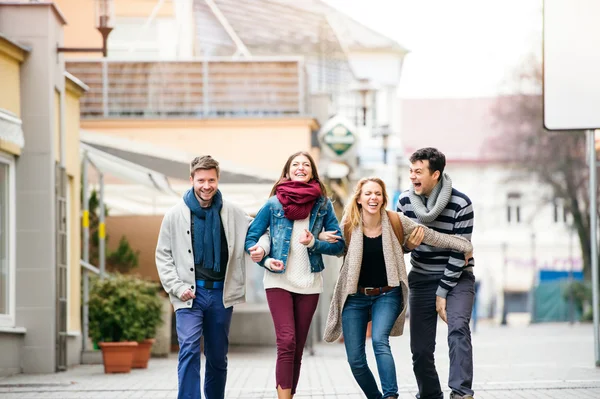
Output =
[{"x1": 431, "y1": 162, "x2": 583, "y2": 319}]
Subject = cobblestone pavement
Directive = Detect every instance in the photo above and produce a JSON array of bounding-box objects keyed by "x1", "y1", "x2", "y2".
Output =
[{"x1": 1, "y1": 322, "x2": 599, "y2": 398}]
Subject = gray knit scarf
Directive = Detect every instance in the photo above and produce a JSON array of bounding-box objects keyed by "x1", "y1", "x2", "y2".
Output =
[{"x1": 409, "y1": 173, "x2": 453, "y2": 223}]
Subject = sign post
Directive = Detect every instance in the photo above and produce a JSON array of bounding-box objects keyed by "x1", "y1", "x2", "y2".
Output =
[{"x1": 544, "y1": 0, "x2": 600, "y2": 366}]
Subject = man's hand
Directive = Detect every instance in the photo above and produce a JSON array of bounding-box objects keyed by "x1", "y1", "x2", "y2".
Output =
[
  {"x1": 269, "y1": 259, "x2": 284, "y2": 271},
  {"x1": 299, "y1": 229, "x2": 314, "y2": 246},
  {"x1": 318, "y1": 230, "x2": 342, "y2": 243},
  {"x1": 436, "y1": 296, "x2": 447, "y2": 324},
  {"x1": 248, "y1": 244, "x2": 265, "y2": 262},
  {"x1": 180, "y1": 289, "x2": 196, "y2": 302},
  {"x1": 465, "y1": 251, "x2": 473, "y2": 266},
  {"x1": 405, "y1": 226, "x2": 425, "y2": 250}
]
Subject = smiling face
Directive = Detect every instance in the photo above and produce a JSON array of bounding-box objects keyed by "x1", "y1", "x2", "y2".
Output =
[
  {"x1": 409, "y1": 160, "x2": 440, "y2": 196},
  {"x1": 357, "y1": 181, "x2": 385, "y2": 215},
  {"x1": 189, "y1": 168, "x2": 219, "y2": 204},
  {"x1": 288, "y1": 155, "x2": 313, "y2": 183}
]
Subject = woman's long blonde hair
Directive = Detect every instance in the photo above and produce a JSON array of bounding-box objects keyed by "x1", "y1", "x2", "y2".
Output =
[{"x1": 341, "y1": 177, "x2": 389, "y2": 240}]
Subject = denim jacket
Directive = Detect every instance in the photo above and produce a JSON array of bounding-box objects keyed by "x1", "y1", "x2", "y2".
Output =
[{"x1": 245, "y1": 195, "x2": 345, "y2": 273}]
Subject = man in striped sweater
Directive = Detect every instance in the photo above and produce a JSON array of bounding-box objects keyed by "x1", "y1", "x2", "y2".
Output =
[{"x1": 396, "y1": 147, "x2": 475, "y2": 399}]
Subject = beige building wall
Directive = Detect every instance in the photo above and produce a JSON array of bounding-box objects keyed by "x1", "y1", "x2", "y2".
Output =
[
  {"x1": 54, "y1": 0, "x2": 175, "y2": 59},
  {"x1": 81, "y1": 118, "x2": 318, "y2": 174},
  {"x1": 54, "y1": 90, "x2": 60, "y2": 163},
  {"x1": 106, "y1": 215, "x2": 163, "y2": 282},
  {"x1": 114, "y1": 0, "x2": 175, "y2": 18},
  {"x1": 0, "y1": 37, "x2": 25, "y2": 118},
  {"x1": 53, "y1": 0, "x2": 99, "y2": 56}
]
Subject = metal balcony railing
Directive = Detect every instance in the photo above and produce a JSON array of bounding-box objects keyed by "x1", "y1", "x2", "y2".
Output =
[{"x1": 66, "y1": 57, "x2": 307, "y2": 119}]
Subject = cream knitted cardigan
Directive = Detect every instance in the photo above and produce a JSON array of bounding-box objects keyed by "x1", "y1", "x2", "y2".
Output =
[{"x1": 323, "y1": 210, "x2": 473, "y2": 343}]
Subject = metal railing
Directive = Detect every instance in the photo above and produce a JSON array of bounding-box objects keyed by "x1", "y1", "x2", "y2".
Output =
[{"x1": 66, "y1": 57, "x2": 308, "y2": 119}]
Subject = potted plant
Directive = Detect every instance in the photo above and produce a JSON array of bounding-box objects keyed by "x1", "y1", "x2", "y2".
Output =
[
  {"x1": 89, "y1": 274, "x2": 147, "y2": 373},
  {"x1": 130, "y1": 278, "x2": 163, "y2": 369}
]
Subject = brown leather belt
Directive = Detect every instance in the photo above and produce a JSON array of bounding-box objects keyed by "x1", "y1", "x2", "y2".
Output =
[{"x1": 357, "y1": 286, "x2": 394, "y2": 296}]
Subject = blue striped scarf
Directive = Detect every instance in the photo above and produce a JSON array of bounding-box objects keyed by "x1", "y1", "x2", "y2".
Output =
[{"x1": 183, "y1": 188, "x2": 223, "y2": 272}]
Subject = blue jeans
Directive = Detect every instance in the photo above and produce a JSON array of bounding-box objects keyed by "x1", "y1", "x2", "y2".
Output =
[
  {"x1": 175, "y1": 287, "x2": 233, "y2": 399},
  {"x1": 342, "y1": 287, "x2": 403, "y2": 399}
]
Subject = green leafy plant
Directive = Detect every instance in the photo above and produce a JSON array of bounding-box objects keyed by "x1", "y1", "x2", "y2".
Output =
[
  {"x1": 562, "y1": 280, "x2": 592, "y2": 321},
  {"x1": 89, "y1": 274, "x2": 163, "y2": 343},
  {"x1": 107, "y1": 236, "x2": 140, "y2": 274}
]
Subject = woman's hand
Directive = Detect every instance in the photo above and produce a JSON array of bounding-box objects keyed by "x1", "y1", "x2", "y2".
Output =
[
  {"x1": 299, "y1": 229, "x2": 314, "y2": 246},
  {"x1": 269, "y1": 259, "x2": 284, "y2": 271},
  {"x1": 318, "y1": 230, "x2": 342, "y2": 243}
]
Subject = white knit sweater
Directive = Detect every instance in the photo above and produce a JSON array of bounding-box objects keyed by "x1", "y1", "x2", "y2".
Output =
[{"x1": 263, "y1": 218, "x2": 323, "y2": 294}]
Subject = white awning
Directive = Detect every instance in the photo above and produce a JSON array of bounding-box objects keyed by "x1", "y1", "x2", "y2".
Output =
[
  {"x1": 81, "y1": 142, "x2": 178, "y2": 196},
  {"x1": 0, "y1": 109, "x2": 24, "y2": 149},
  {"x1": 80, "y1": 129, "x2": 277, "y2": 181}
]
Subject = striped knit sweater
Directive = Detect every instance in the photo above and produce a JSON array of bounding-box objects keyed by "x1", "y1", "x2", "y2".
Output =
[{"x1": 396, "y1": 187, "x2": 475, "y2": 298}]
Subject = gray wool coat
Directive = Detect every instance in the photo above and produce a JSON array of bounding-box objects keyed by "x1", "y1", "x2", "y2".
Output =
[{"x1": 323, "y1": 210, "x2": 473, "y2": 343}]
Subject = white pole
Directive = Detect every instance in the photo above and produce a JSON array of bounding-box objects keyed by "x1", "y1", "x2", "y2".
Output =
[{"x1": 587, "y1": 129, "x2": 599, "y2": 366}]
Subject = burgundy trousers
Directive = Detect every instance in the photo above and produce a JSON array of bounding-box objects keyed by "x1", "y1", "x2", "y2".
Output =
[{"x1": 266, "y1": 288, "x2": 320, "y2": 394}]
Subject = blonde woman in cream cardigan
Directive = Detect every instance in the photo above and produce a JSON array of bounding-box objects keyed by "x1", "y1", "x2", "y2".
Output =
[{"x1": 322, "y1": 177, "x2": 473, "y2": 399}]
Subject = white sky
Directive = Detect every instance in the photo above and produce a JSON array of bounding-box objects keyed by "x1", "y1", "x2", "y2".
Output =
[{"x1": 324, "y1": 0, "x2": 543, "y2": 98}]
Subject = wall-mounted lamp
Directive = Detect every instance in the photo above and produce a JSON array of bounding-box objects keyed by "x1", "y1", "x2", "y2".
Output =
[
  {"x1": 350, "y1": 78, "x2": 374, "y2": 127},
  {"x1": 57, "y1": 0, "x2": 114, "y2": 57}
]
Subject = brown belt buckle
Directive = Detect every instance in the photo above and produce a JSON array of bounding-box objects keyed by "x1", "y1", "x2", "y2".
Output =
[{"x1": 364, "y1": 287, "x2": 376, "y2": 296}]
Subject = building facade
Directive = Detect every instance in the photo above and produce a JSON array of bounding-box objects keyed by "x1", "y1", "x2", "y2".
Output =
[{"x1": 0, "y1": 2, "x2": 86, "y2": 376}]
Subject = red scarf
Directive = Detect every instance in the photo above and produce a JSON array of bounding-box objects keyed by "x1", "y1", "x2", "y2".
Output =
[{"x1": 275, "y1": 180, "x2": 322, "y2": 220}]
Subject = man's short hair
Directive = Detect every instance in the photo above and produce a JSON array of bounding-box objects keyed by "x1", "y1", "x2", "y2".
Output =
[
  {"x1": 410, "y1": 147, "x2": 446, "y2": 175},
  {"x1": 190, "y1": 155, "x2": 220, "y2": 177}
]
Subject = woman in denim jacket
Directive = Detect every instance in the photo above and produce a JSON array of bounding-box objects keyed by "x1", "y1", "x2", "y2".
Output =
[{"x1": 245, "y1": 151, "x2": 345, "y2": 399}]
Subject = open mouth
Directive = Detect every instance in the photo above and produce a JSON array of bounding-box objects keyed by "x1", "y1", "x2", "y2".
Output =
[
  {"x1": 366, "y1": 202, "x2": 379, "y2": 210},
  {"x1": 413, "y1": 182, "x2": 422, "y2": 189}
]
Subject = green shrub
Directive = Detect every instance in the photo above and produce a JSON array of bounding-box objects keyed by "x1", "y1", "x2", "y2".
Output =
[
  {"x1": 89, "y1": 274, "x2": 163, "y2": 343},
  {"x1": 562, "y1": 280, "x2": 592, "y2": 321}
]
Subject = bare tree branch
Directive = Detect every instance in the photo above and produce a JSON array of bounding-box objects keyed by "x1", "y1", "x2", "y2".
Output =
[{"x1": 491, "y1": 60, "x2": 594, "y2": 278}]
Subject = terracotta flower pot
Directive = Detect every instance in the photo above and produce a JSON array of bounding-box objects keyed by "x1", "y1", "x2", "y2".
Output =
[
  {"x1": 98, "y1": 341, "x2": 138, "y2": 373},
  {"x1": 132, "y1": 338, "x2": 156, "y2": 369}
]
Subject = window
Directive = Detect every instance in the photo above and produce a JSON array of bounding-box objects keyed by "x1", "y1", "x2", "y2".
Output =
[
  {"x1": 553, "y1": 199, "x2": 569, "y2": 223},
  {"x1": 507, "y1": 192, "x2": 522, "y2": 224},
  {"x1": 108, "y1": 17, "x2": 177, "y2": 59},
  {"x1": 0, "y1": 154, "x2": 15, "y2": 326}
]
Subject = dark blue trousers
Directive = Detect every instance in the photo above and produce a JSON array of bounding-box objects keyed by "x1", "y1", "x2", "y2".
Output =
[{"x1": 175, "y1": 287, "x2": 233, "y2": 399}]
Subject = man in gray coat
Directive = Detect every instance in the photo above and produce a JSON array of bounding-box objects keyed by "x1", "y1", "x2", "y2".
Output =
[{"x1": 156, "y1": 155, "x2": 269, "y2": 399}]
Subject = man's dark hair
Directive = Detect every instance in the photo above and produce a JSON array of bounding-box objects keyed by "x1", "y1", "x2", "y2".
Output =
[{"x1": 410, "y1": 147, "x2": 446, "y2": 175}]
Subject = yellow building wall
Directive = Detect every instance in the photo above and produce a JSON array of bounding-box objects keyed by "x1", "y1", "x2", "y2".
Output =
[
  {"x1": 0, "y1": 41, "x2": 23, "y2": 117},
  {"x1": 65, "y1": 79, "x2": 84, "y2": 332},
  {"x1": 80, "y1": 119, "x2": 317, "y2": 175}
]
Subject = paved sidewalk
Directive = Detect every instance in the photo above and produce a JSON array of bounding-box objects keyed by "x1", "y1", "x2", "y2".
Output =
[{"x1": 1, "y1": 323, "x2": 600, "y2": 398}]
